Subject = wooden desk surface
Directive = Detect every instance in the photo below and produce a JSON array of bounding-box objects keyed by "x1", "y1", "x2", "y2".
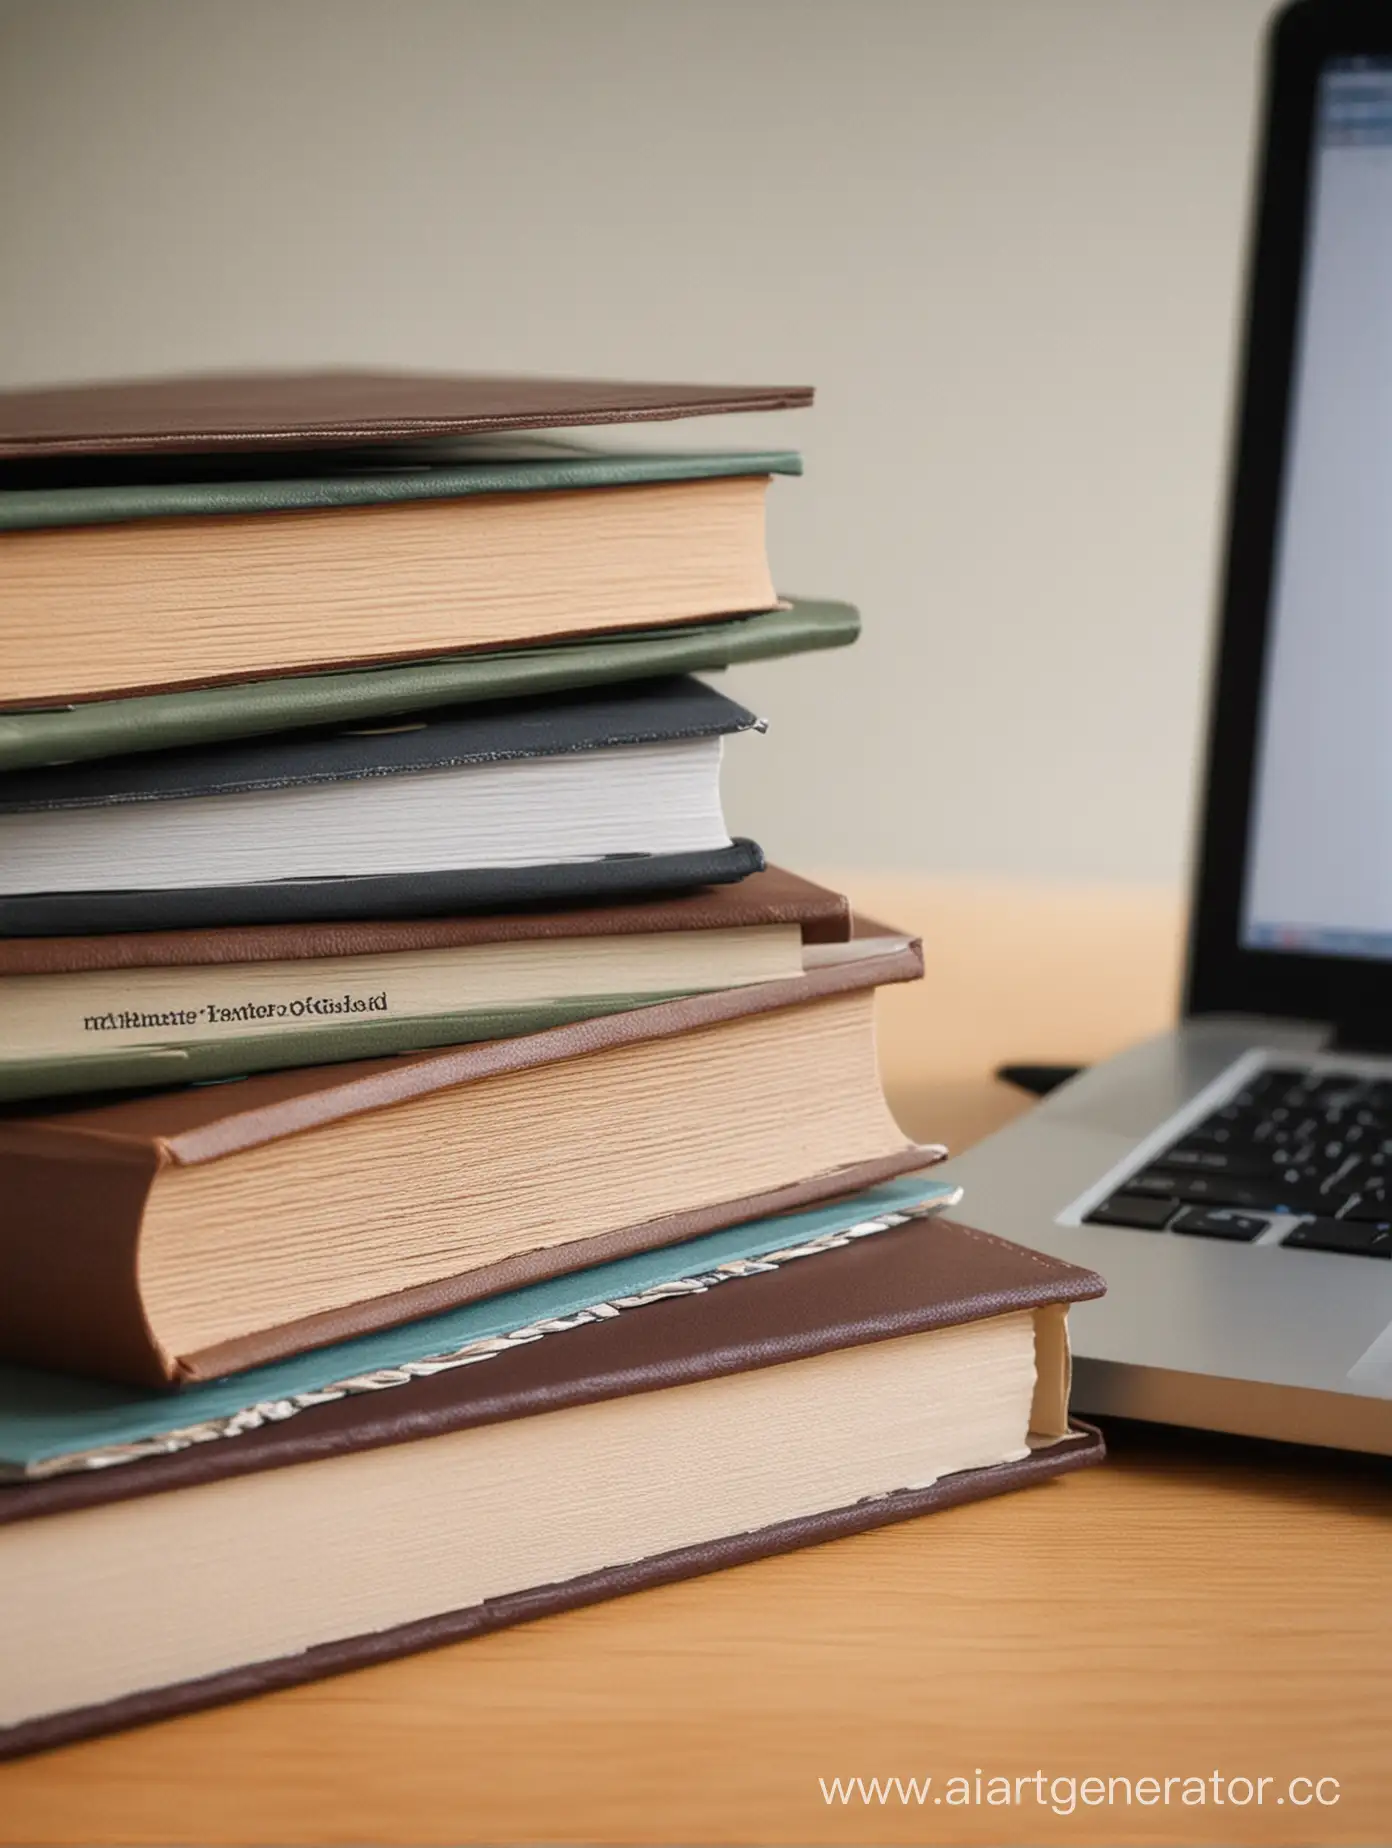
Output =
[{"x1": 3, "y1": 879, "x2": 1388, "y2": 1846}]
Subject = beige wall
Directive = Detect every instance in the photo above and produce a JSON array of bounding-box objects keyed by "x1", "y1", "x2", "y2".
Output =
[{"x1": 0, "y1": 0, "x2": 1278, "y2": 882}]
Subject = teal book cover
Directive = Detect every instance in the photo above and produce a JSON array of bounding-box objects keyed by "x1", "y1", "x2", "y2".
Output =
[{"x1": 0, "y1": 1177, "x2": 956, "y2": 1480}]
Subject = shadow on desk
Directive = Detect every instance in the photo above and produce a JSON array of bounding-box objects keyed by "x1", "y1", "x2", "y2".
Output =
[{"x1": 1098, "y1": 1413, "x2": 1391, "y2": 1503}]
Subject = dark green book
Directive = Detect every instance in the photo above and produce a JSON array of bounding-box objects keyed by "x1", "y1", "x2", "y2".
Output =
[
  {"x1": 0, "y1": 599, "x2": 855, "y2": 771},
  {"x1": 0, "y1": 440, "x2": 800, "y2": 531}
]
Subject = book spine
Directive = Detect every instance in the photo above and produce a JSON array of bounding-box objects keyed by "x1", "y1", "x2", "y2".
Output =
[
  {"x1": 28, "y1": 987, "x2": 395, "y2": 1061},
  {"x1": 0, "y1": 1134, "x2": 171, "y2": 1387},
  {"x1": 0, "y1": 999, "x2": 663, "y2": 1107}
]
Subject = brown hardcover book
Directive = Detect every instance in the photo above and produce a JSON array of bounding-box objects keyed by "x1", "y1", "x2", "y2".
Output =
[
  {"x1": 0, "y1": 940, "x2": 932, "y2": 1389},
  {"x1": 0, "y1": 368, "x2": 814, "y2": 458},
  {"x1": 0, "y1": 1213, "x2": 1105, "y2": 1761},
  {"x1": 0, "y1": 864, "x2": 849, "y2": 977},
  {"x1": 0, "y1": 857, "x2": 835, "y2": 1034},
  {"x1": 0, "y1": 867, "x2": 851, "y2": 1100},
  {"x1": 0, "y1": 370, "x2": 813, "y2": 705}
]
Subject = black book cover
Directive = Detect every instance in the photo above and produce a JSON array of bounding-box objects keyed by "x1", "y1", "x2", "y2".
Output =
[
  {"x1": 0, "y1": 676, "x2": 758, "y2": 810},
  {"x1": 0, "y1": 678, "x2": 765, "y2": 934},
  {"x1": 0, "y1": 843, "x2": 766, "y2": 937}
]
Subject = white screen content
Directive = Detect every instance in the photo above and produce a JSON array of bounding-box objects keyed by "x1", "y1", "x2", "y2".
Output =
[{"x1": 1243, "y1": 64, "x2": 1392, "y2": 959}]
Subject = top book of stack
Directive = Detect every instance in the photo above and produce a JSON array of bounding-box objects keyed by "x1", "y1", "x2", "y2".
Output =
[{"x1": 0, "y1": 369, "x2": 814, "y2": 708}]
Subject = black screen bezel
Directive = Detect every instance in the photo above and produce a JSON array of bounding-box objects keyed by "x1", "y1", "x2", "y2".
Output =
[{"x1": 1185, "y1": 0, "x2": 1392, "y2": 1029}]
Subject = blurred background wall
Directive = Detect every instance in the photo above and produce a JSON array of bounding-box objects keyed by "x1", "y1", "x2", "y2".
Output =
[{"x1": 0, "y1": 0, "x2": 1279, "y2": 884}]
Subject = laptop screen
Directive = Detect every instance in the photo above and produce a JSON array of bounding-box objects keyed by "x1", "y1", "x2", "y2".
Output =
[{"x1": 1241, "y1": 58, "x2": 1392, "y2": 961}]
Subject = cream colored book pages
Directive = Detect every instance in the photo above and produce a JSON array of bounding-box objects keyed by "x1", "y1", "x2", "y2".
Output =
[
  {"x1": 0, "y1": 927, "x2": 804, "y2": 1059},
  {"x1": 137, "y1": 990, "x2": 906, "y2": 1362},
  {"x1": 1028, "y1": 1303, "x2": 1074, "y2": 1444},
  {"x1": 0, "y1": 477, "x2": 775, "y2": 703},
  {"x1": 0, "y1": 1312, "x2": 1038, "y2": 1731}
]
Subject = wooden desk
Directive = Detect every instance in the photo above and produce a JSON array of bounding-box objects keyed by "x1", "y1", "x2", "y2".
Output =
[{"x1": 2, "y1": 880, "x2": 1388, "y2": 1846}]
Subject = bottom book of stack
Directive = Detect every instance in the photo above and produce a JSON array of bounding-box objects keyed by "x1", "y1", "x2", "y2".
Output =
[{"x1": 0, "y1": 1179, "x2": 1104, "y2": 1758}]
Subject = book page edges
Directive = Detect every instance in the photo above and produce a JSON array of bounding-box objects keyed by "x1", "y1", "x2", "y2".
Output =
[
  {"x1": 0, "y1": 479, "x2": 779, "y2": 705},
  {"x1": 0, "y1": 1441, "x2": 1105, "y2": 1767},
  {"x1": 173, "y1": 1144, "x2": 944, "y2": 1383},
  {"x1": 157, "y1": 946, "x2": 924, "y2": 1166},
  {"x1": 0, "y1": 951, "x2": 915, "y2": 1165},
  {"x1": 1028, "y1": 1302, "x2": 1074, "y2": 1445}
]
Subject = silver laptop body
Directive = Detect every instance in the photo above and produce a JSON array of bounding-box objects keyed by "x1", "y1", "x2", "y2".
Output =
[{"x1": 935, "y1": 2, "x2": 1392, "y2": 1455}]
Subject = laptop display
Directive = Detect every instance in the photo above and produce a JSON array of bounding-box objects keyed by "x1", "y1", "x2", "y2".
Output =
[{"x1": 1243, "y1": 59, "x2": 1392, "y2": 960}]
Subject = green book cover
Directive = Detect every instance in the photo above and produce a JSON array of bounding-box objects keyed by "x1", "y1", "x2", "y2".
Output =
[
  {"x1": 0, "y1": 993, "x2": 679, "y2": 1105},
  {"x1": 0, "y1": 440, "x2": 801, "y2": 531},
  {"x1": 0, "y1": 598, "x2": 858, "y2": 772}
]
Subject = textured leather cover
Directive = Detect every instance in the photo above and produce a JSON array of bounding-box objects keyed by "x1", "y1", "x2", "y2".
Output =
[
  {"x1": 0, "y1": 370, "x2": 815, "y2": 460},
  {"x1": 0, "y1": 842, "x2": 766, "y2": 938},
  {"x1": 0, "y1": 600, "x2": 857, "y2": 774},
  {"x1": 0, "y1": 943, "x2": 927, "y2": 1386},
  {"x1": 0, "y1": 1217, "x2": 1104, "y2": 1760},
  {"x1": 0, "y1": 865, "x2": 849, "y2": 975},
  {"x1": 0, "y1": 677, "x2": 757, "y2": 811},
  {"x1": 0, "y1": 444, "x2": 801, "y2": 531}
]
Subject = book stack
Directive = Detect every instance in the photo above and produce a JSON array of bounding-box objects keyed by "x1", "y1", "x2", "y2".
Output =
[{"x1": 0, "y1": 370, "x2": 1103, "y2": 1757}]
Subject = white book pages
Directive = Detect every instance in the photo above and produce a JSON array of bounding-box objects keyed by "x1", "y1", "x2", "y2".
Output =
[{"x1": 0, "y1": 738, "x2": 730, "y2": 893}]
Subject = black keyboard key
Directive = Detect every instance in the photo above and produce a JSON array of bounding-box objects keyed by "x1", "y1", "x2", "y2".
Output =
[
  {"x1": 1273, "y1": 1163, "x2": 1344, "y2": 1203},
  {"x1": 1213, "y1": 1103, "x2": 1262, "y2": 1127},
  {"x1": 1130, "y1": 1169, "x2": 1305, "y2": 1211},
  {"x1": 1120, "y1": 1171, "x2": 1181, "y2": 1196},
  {"x1": 1239, "y1": 1067, "x2": 1305, "y2": 1100},
  {"x1": 1161, "y1": 1146, "x2": 1267, "y2": 1175},
  {"x1": 1248, "y1": 1187, "x2": 1334, "y2": 1216},
  {"x1": 1296, "y1": 1076, "x2": 1368, "y2": 1110},
  {"x1": 1170, "y1": 1208, "x2": 1269, "y2": 1242},
  {"x1": 1103, "y1": 1067, "x2": 1392, "y2": 1234},
  {"x1": 1121, "y1": 1171, "x2": 1190, "y2": 1198},
  {"x1": 1338, "y1": 1193, "x2": 1392, "y2": 1222},
  {"x1": 1085, "y1": 1194, "x2": 1178, "y2": 1230},
  {"x1": 1173, "y1": 1124, "x2": 1236, "y2": 1148},
  {"x1": 1318, "y1": 1154, "x2": 1364, "y2": 1191},
  {"x1": 1282, "y1": 1218, "x2": 1392, "y2": 1258}
]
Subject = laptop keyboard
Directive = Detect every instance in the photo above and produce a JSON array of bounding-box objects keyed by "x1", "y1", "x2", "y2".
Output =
[{"x1": 1083, "y1": 1066, "x2": 1392, "y2": 1257}]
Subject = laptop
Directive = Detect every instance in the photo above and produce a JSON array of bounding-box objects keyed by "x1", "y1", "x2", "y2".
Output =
[{"x1": 934, "y1": 0, "x2": 1392, "y2": 1455}]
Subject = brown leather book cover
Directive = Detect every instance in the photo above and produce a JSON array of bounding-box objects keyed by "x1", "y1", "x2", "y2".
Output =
[
  {"x1": 0, "y1": 1216, "x2": 1105, "y2": 1761},
  {"x1": 0, "y1": 865, "x2": 849, "y2": 977},
  {"x1": 0, "y1": 944, "x2": 928, "y2": 1387},
  {"x1": 0, "y1": 370, "x2": 814, "y2": 460}
]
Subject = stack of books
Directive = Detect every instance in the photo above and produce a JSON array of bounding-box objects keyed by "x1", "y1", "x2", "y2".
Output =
[{"x1": 0, "y1": 370, "x2": 1103, "y2": 1757}]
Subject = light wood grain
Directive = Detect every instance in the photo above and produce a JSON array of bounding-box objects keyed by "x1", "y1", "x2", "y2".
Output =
[{"x1": 3, "y1": 878, "x2": 1388, "y2": 1847}]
